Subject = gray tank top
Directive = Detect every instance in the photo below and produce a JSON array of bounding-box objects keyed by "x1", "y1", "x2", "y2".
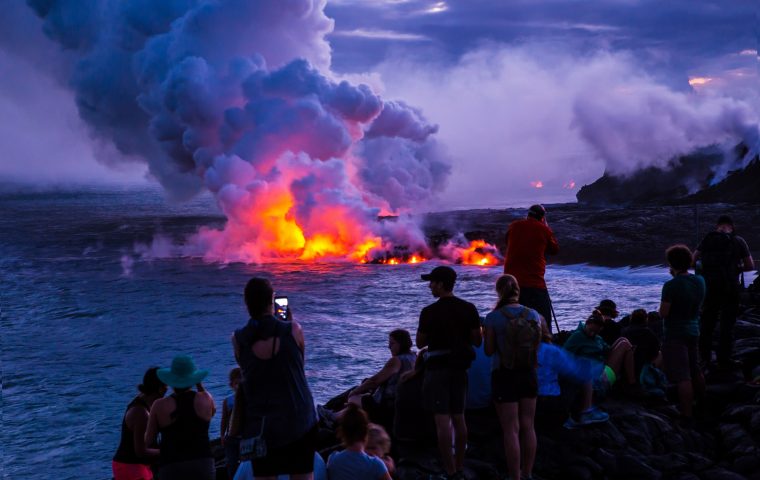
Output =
[
  {"x1": 235, "y1": 316, "x2": 317, "y2": 447},
  {"x1": 372, "y1": 352, "x2": 416, "y2": 406}
]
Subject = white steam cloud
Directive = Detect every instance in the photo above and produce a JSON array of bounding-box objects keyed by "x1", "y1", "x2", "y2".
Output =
[{"x1": 375, "y1": 46, "x2": 759, "y2": 208}]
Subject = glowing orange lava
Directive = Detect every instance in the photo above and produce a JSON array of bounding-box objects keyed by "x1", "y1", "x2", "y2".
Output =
[
  {"x1": 457, "y1": 240, "x2": 501, "y2": 266},
  {"x1": 530, "y1": 180, "x2": 544, "y2": 189}
]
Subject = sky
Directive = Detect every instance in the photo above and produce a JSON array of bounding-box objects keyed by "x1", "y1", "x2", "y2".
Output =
[{"x1": 0, "y1": 0, "x2": 757, "y2": 209}]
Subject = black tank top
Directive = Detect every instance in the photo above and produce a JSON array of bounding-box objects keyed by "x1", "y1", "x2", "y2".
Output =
[
  {"x1": 159, "y1": 391, "x2": 212, "y2": 465},
  {"x1": 113, "y1": 396, "x2": 149, "y2": 464},
  {"x1": 235, "y1": 316, "x2": 317, "y2": 448}
]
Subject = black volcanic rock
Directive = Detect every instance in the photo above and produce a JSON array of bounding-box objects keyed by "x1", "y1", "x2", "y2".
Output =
[
  {"x1": 422, "y1": 203, "x2": 760, "y2": 267},
  {"x1": 576, "y1": 144, "x2": 757, "y2": 206}
]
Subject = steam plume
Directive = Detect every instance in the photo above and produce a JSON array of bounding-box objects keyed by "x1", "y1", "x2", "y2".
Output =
[{"x1": 24, "y1": 0, "x2": 450, "y2": 262}]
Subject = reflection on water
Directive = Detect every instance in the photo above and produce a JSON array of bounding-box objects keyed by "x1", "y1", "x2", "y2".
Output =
[{"x1": 1, "y1": 189, "x2": 670, "y2": 479}]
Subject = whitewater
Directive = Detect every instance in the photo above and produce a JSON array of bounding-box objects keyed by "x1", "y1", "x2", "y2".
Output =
[{"x1": 1, "y1": 187, "x2": 675, "y2": 479}]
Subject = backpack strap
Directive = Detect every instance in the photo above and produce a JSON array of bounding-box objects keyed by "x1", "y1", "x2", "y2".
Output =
[{"x1": 499, "y1": 305, "x2": 530, "y2": 322}]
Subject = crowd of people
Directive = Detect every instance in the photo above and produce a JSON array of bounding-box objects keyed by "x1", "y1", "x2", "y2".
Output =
[{"x1": 111, "y1": 209, "x2": 755, "y2": 480}]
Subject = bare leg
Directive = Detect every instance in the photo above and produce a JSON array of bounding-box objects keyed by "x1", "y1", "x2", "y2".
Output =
[
  {"x1": 451, "y1": 414, "x2": 468, "y2": 473},
  {"x1": 607, "y1": 338, "x2": 635, "y2": 384},
  {"x1": 433, "y1": 414, "x2": 455, "y2": 475},
  {"x1": 495, "y1": 402, "x2": 520, "y2": 480},
  {"x1": 518, "y1": 397, "x2": 537, "y2": 479},
  {"x1": 577, "y1": 382, "x2": 593, "y2": 416},
  {"x1": 346, "y1": 394, "x2": 363, "y2": 407}
]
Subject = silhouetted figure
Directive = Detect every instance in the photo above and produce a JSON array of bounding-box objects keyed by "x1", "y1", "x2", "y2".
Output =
[
  {"x1": 232, "y1": 278, "x2": 318, "y2": 480},
  {"x1": 416, "y1": 266, "x2": 482, "y2": 479},
  {"x1": 694, "y1": 215, "x2": 755, "y2": 369},
  {"x1": 112, "y1": 367, "x2": 167, "y2": 480},
  {"x1": 503, "y1": 204, "x2": 560, "y2": 332},
  {"x1": 145, "y1": 355, "x2": 216, "y2": 480},
  {"x1": 660, "y1": 244, "x2": 705, "y2": 420}
]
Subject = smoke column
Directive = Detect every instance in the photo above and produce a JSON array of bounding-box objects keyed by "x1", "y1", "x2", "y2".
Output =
[{"x1": 24, "y1": 0, "x2": 450, "y2": 262}]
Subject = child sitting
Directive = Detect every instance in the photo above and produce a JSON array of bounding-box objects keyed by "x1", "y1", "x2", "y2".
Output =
[{"x1": 327, "y1": 404, "x2": 392, "y2": 480}]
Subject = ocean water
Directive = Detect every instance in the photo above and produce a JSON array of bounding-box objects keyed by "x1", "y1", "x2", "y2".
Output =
[{"x1": 1, "y1": 187, "x2": 672, "y2": 479}]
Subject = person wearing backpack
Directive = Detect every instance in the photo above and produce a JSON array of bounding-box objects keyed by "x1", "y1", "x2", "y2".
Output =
[
  {"x1": 484, "y1": 274, "x2": 544, "y2": 480},
  {"x1": 693, "y1": 215, "x2": 755, "y2": 370}
]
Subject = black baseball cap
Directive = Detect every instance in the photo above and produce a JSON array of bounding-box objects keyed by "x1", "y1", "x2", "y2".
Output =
[{"x1": 421, "y1": 266, "x2": 457, "y2": 284}]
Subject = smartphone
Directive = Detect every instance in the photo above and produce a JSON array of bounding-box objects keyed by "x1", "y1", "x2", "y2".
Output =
[{"x1": 274, "y1": 296, "x2": 289, "y2": 321}]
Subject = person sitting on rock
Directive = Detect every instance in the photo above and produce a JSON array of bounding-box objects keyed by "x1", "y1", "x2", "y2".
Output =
[
  {"x1": 659, "y1": 244, "x2": 706, "y2": 420},
  {"x1": 393, "y1": 349, "x2": 436, "y2": 448},
  {"x1": 562, "y1": 311, "x2": 636, "y2": 427},
  {"x1": 564, "y1": 310, "x2": 637, "y2": 390},
  {"x1": 536, "y1": 333, "x2": 605, "y2": 430},
  {"x1": 621, "y1": 309, "x2": 662, "y2": 379},
  {"x1": 366, "y1": 423, "x2": 396, "y2": 477},
  {"x1": 327, "y1": 404, "x2": 392, "y2": 480},
  {"x1": 596, "y1": 299, "x2": 623, "y2": 345},
  {"x1": 320, "y1": 329, "x2": 416, "y2": 429}
]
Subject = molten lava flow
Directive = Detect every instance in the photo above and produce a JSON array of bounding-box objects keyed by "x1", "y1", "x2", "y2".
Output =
[
  {"x1": 455, "y1": 240, "x2": 502, "y2": 266},
  {"x1": 563, "y1": 180, "x2": 576, "y2": 189},
  {"x1": 530, "y1": 180, "x2": 544, "y2": 189}
]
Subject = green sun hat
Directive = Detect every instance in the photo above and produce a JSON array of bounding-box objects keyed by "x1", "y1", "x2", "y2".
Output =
[{"x1": 157, "y1": 355, "x2": 209, "y2": 389}]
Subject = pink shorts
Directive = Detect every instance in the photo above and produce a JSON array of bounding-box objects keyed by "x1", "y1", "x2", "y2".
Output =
[{"x1": 112, "y1": 460, "x2": 153, "y2": 480}]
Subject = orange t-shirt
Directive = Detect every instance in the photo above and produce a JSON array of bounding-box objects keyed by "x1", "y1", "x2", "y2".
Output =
[{"x1": 503, "y1": 218, "x2": 559, "y2": 289}]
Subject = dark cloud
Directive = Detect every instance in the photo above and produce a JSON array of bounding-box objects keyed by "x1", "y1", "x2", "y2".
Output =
[{"x1": 326, "y1": 0, "x2": 756, "y2": 77}]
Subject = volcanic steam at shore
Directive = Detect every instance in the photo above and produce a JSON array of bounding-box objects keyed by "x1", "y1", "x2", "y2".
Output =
[{"x1": 24, "y1": 0, "x2": 461, "y2": 263}]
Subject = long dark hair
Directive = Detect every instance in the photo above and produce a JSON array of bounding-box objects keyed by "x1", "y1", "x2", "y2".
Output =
[{"x1": 389, "y1": 329, "x2": 413, "y2": 355}]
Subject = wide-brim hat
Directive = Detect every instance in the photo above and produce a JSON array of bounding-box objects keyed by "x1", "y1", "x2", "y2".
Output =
[
  {"x1": 157, "y1": 355, "x2": 209, "y2": 389},
  {"x1": 595, "y1": 299, "x2": 619, "y2": 317}
]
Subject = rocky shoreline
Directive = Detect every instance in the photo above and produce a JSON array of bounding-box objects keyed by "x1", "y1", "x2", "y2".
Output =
[
  {"x1": 205, "y1": 295, "x2": 760, "y2": 480},
  {"x1": 422, "y1": 203, "x2": 760, "y2": 267}
]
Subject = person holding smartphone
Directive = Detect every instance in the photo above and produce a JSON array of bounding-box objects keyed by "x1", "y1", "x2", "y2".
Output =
[{"x1": 231, "y1": 278, "x2": 318, "y2": 480}]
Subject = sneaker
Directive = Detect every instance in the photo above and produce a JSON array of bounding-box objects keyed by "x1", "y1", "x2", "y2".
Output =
[
  {"x1": 577, "y1": 407, "x2": 609, "y2": 425},
  {"x1": 563, "y1": 417, "x2": 580, "y2": 429},
  {"x1": 317, "y1": 404, "x2": 337, "y2": 429}
]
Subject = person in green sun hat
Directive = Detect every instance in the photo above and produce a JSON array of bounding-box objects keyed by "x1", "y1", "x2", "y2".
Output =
[{"x1": 145, "y1": 355, "x2": 216, "y2": 480}]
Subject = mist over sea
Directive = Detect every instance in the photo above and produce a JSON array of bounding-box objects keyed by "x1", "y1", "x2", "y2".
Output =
[{"x1": 2, "y1": 187, "x2": 674, "y2": 479}]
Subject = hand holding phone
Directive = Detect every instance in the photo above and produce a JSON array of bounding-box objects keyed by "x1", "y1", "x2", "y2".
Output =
[{"x1": 274, "y1": 296, "x2": 289, "y2": 321}]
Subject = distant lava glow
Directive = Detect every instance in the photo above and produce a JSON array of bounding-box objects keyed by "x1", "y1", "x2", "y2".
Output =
[
  {"x1": 563, "y1": 180, "x2": 576, "y2": 189},
  {"x1": 530, "y1": 180, "x2": 545, "y2": 188},
  {"x1": 688, "y1": 77, "x2": 713, "y2": 87}
]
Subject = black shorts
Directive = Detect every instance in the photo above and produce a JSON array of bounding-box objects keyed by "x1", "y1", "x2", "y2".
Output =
[
  {"x1": 423, "y1": 368, "x2": 468, "y2": 415},
  {"x1": 491, "y1": 368, "x2": 538, "y2": 403},
  {"x1": 250, "y1": 424, "x2": 317, "y2": 476},
  {"x1": 662, "y1": 337, "x2": 701, "y2": 383}
]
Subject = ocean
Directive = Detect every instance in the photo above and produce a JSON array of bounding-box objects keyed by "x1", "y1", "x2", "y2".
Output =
[{"x1": 1, "y1": 187, "x2": 673, "y2": 479}]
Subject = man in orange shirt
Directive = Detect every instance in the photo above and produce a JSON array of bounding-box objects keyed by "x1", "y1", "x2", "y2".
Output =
[{"x1": 503, "y1": 204, "x2": 560, "y2": 331}]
